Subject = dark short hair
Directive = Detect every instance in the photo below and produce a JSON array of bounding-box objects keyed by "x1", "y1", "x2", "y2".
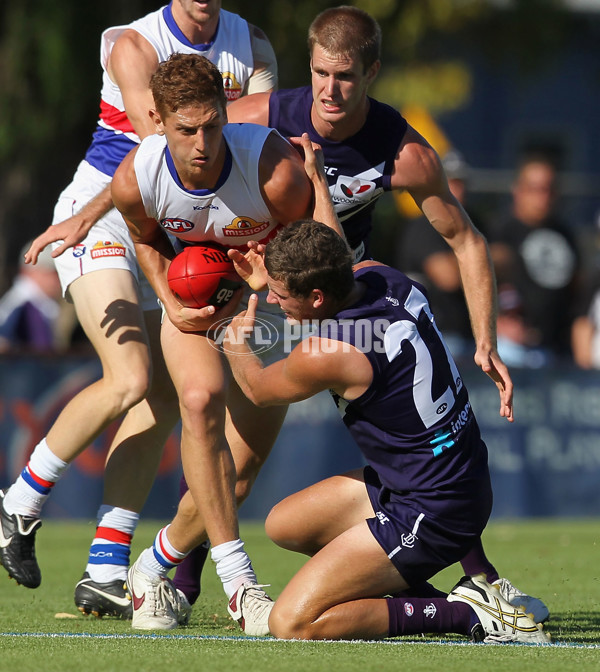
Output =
[
  {"x1": 150, "y1": 53, "x2": 227, "y2": 118},
  {"x1": 265, "y1": 221, "x2": 353, "y2": 302},
  {"x1": 308, "y1": 6, "x2": 381, "y2": 72}
]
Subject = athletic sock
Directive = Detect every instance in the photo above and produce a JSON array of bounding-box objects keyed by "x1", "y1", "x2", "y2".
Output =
[
  {"x1": 211, "y1": 539, "x2": 257, "y2": 599},
  {"x1": 172, "y1": 540, "x2": 210, "y2": 605},
  {"x1": 3, "y1": 438, "x2": 69, "y2": 517},
  {"x1": 460, "y1": 539, "x2": 500, "y2": 583},
  {"x1": 85, "y1": 506, "x2": 139, "y2": 583},
  {"x1": 387, "y1": 596, "x2": 477, "y2": 637},
  {"x1": 138, "y1": 525, "x2": 188, "y2": 578}
]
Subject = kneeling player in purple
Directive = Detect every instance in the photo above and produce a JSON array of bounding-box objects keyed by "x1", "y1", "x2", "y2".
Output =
[{"x1": 223, "y1": 220, "x2": 549, "y2": 643}]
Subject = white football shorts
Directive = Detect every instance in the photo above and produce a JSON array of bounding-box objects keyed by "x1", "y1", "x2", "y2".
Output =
[{"x1": 50, "y1": 160, "x2": 159, "y2": 311}]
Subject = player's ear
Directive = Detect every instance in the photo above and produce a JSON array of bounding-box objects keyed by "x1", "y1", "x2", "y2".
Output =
[
  {"x1": 366, "y1": 60, "x2": 380, "y2": 86},
  {"x1": 149, "y1": 108, "x2": 165, "y2": 135},
  {"x1": 311, "y1": 288, "x2": 325, "y2": 308}
]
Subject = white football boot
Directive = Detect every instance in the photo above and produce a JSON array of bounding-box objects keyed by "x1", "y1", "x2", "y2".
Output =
[
  {"x1": 492, "y1": 577, "x2": 550, "y2": 624},
  {"x1": 227, "y1": 583, "x2": 274, "y2": 636},
  {"x1": 448, "y1": 574, "x2": 551, "y2": 644},
  {"x1": 127, "y1": 558, "x2": 181, "y2": 630}
]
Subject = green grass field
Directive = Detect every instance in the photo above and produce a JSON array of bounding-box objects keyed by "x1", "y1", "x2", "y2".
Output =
[{"x1": 0, "y1": 519, "x2": 598, "y2": 672}]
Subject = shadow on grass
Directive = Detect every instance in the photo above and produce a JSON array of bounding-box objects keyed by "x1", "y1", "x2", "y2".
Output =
[{"x1": 547, "y1": 611, "x2": 600, "y2": 645}]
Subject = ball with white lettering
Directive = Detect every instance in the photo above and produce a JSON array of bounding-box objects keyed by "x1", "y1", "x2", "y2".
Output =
[{"x1": 167, "y1": 243, "x2": 242, "y2": 309}]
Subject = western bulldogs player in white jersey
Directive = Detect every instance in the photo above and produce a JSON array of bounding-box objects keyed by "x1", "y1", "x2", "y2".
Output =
[
  {"x1": 0, "y1": 0, "x2": 277, "y2": 620},
  {"x1": 221, "y1": 219, "x2": 549, "y2": 645},
  {"x1": 112, "y1": 53, "x2": 344, "y2": 632}
]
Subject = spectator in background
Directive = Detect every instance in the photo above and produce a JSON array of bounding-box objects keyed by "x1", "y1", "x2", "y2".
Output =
[
  {"x1": 395, "y1": 149, "x2": 479, "y2": 360},
  {"x1": 571, "y1": 271, "x2": 600, "y2": 369},
  {"x1": 487, "y1": 154, "x2": 580, "y2": 363},
  {"x1": 571, "y1": 213, "x2": 600, "y2": 369},
  {"x1": 496, "y1": 283, "x2": 550, "y2": 368},
  {"x1": 0, "y1": 243, "x2": 64, "y2": 353}
]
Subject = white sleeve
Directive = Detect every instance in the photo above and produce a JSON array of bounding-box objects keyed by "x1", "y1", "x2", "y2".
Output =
[{"x1": 246, "y1": 24, "x2": 278, "y2": 94}]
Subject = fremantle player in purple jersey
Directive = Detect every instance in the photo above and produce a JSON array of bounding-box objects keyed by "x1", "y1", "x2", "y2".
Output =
[
  {"x1": 174, "y1": 5, "x2": 549, "y2": 624},
  {"x1": 220, "y1": 219, "x2": 549, "y2": 644},
  {"x1": 225, "y1": 5, "x2": 515, "y2": 414}
]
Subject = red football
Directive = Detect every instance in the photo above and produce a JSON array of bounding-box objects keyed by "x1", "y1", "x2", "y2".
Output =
[{"x1": 167, "y1": 243, "x2": 242, "y2": 309}]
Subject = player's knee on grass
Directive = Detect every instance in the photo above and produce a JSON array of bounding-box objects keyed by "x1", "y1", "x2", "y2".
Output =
[{"x1": 269, "y1": 600, "x2": 315, "y2": 640}]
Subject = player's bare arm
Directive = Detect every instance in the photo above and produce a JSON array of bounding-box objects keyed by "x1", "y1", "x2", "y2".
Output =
[
  {"x1": 226, "y1": 92, "x2": 272, "y2": 125},
  {"x1": 108, "y1": 30, "x2": 161, "y2": 139},
  {"x1": 259, "y1": 132, "x2": 313, "y2": 224},
  {"x1": 391, "y1": 125, "x2": 513, "y2": 421},
  {"x1": 225, "y1": 295, "x2": 372, "y2": 406}
]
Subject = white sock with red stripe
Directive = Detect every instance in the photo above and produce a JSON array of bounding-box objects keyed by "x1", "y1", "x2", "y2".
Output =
[
  {"x1": 211, "y1": 538, "x2": 257, "y2": 598},
  {"x1": 85, "y1": 505, "x2": 139, "y2": 583},
  {"x1": 137, "y1": 525, "x2": 188, "y2": 579},
  {"x1": 3, "y1": 438, "x2": 69, "y2": 517}
]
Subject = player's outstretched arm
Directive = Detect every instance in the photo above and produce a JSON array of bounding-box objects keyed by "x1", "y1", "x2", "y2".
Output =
[
  {"x1": 225, "y1": 300, "x2": 372, "y2": 407},
  {"x1": 24, "y1": 185, "x2": 113, "y2": 264},
  {"x1": 392, "y1": 125, "x2": 513, "y2": 420}
]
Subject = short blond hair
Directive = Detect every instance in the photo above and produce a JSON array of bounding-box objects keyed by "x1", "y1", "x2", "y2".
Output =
[{"x1": 308, "y1": 6, "x2": 381, "y2": 72}]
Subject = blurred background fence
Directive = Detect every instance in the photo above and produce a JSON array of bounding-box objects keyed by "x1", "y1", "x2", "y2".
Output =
[{"x1": 1, "y1": 354, "x2": 599, "y2": 521}]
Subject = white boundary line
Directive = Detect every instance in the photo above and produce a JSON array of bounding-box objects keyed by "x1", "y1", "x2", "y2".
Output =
[{"x1": 0, "y1": 632, "x2": 599, "y2": 649}]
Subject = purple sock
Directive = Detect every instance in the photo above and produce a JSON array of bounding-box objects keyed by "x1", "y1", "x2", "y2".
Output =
[
  {"x1": 172, "y1": 541, "x2": 210, "y2": 604},
  {"x1": 387, "y1": 596, "x2": 477, "y2": 637},
  {"x1": 460, "y1": 539, "x2": 499, "y2": 583},
  {"x1": 172, "y1": 475, "x2": 208, "y2": 605}
]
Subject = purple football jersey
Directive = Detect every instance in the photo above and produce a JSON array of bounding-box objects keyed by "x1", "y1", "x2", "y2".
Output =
[
  {"x1": 321, "y1": 265, "x2": 489, "y2": 498},
  {"x1": 269, "y1": 87, "x2": 407, "y2": 259}
]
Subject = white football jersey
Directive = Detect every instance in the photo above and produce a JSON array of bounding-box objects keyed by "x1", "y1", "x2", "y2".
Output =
[
  {"x1": 99, "y1": 6, "x2": 254, "y2": 142},
  {"x1": 134, "y1": 124, "x2": 284, "y2": 251}
]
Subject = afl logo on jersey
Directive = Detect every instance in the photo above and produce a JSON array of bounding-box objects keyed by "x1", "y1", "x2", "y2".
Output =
[
  {"x1": 223, "y1": 217, "x2": 270, "y2": 238},
  {"x1": 73, "y1": 244, "x2": 86, "y2": 258},
  {"x1": 222, "y1": 72, "x2": 242, "y2": 101},
  {"x1": 161, "y1": 218, "x2": 194, "y2": 233}
]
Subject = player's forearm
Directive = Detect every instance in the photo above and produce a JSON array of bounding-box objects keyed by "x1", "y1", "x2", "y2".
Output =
[
  {"x1": 225, "y1": 347, "x2": 269, "y2": 406},
  {"x1": 133, "y1": 239, "x2": 174, "y2": 306},
  {"x1": 77, "y1": 185, "x2": 114, "y2": 233},
  {"x1": 456, "y1": 233, "x2": 499, "y2": 350},
  {"x1": 312, "y1": 176, "x2": 346, "y2": 242}
]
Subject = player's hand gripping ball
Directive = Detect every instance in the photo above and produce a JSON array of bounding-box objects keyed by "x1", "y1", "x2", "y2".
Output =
[{"x1": 167, "y1": 243, "x2": 242, "y2": 309}]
